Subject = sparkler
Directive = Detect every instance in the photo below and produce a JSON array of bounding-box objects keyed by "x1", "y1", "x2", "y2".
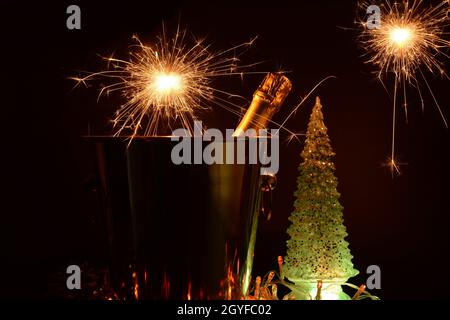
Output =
[
  {"x1": 72, "y1": 25, "x2": 259, "y2": 138},
  {"x1": 358, "y1": 0, "x2": 450, "y2": 175}
]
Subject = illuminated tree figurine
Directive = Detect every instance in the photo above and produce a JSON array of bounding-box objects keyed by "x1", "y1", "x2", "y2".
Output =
[{"x1": 283, "y1": 97, "x2": 359, "y2": 300}]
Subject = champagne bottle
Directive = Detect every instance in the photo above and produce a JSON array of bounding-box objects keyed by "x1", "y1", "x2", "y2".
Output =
[{"x1": 233, "y1": 72, "x2": 292, "y2": 136}]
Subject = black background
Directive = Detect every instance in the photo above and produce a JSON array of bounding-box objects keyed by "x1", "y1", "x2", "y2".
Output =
[{"x1": 1, "y1": 0, "x2": 449, "y2": 299}]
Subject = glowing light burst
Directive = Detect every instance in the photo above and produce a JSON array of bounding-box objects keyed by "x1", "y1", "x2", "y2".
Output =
[
  {"x1": 389, "y1": 26, "x2": 413, "y2": 47},
  {"x1": 73, "y1": 26, "x2": 258, "y2": 137},
  {"x1": 358, "y1": 0, "x2": 450, "y2": 175},
  {"x1": 153, "y1": 73, "x2": 183, "y2": 93}
]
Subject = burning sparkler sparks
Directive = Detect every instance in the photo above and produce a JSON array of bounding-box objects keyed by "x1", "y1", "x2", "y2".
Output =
[
  {"x1": 358, "y1": 0, "x2": 450, "y2": 175},
  {"x1": 72, "y1": 24, "x2": 259, "y2": 138}
]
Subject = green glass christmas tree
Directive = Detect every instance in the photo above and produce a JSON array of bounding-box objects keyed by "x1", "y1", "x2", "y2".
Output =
[{"x1": 283, "y1": 97, "x2": 358, "y2": 300}]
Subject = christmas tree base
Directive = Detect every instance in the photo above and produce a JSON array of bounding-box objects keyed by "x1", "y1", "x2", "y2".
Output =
[{"x1": 290, "y1": 281, "x2": 351, "y2": 300}]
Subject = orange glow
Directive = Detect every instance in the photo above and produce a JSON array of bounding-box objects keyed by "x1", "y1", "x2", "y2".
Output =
[
  {"x1": 132, "y1": 272, "x2": 139, "y2": 300},
  {"x1": 187, "y1": 281, "x2": 192, "y2": 300},
  {"x1": 162, "y1": 271, "x2": 170, "y2": 299}
]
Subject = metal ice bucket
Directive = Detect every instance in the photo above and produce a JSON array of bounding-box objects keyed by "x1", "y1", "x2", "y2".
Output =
[{"x1": 90, "y1": 136, "x2": 266, "y2": 299}]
